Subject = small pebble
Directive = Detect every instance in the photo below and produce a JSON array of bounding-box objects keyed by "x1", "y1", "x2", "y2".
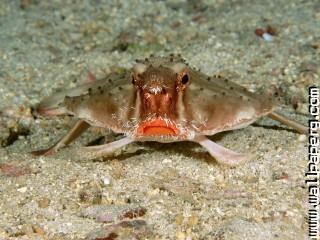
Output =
[
  {"x1": 97, "y1": 214, "x2": 114, "y2": 223},
  {"x1": 32, "y1": 225, "x2": 45, "y2": 236},
  {"x1": 254, "y1": 28, "x2": 264, "y2": 37},
  {"x1": 255, "y1": 26, "x2": 276, "y2": 41},
  {"x1": 298, "y1": 134, "x2": 307, "y2": 142},
  {"x1": 162, "y1": 158, "x2": 172, "y2": 164},
  {"x1": 17, "y1": 187, "x2": 27, "y2": 193},
  {"x1": 175, "y1": 213, "x2": 184, "y2": 225},
  {"x1": 21, "y1": 224, "x2": 33, "y2": 236},
  {"x1": 262, "y1": 32, "x2": 274, "y2": 41},
  {"x1": 187, "y1": 214, "x2": 199, "y2": 228},
  {"x1": 102, "y1": 176, "x2": 111, "y2": 186},
  {"x1": 176, "y1": 231, "x2": 186, "y2": 240},
  {"x1": 110, "y1": 159, "x2": 125, "y2": 179},
  {"x1": 38, "y1": 197, "x2": 50, "y2": 208}
]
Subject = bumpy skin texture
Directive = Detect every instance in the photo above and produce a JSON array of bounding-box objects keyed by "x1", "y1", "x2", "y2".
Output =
[{"x1": 34, "y1": 55, "x2": 305, "y2": 165}]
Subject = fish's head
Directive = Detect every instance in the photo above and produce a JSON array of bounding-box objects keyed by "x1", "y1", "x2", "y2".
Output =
[{"x1": 131, "y1": 60, "x2": 192, "y2": 141}]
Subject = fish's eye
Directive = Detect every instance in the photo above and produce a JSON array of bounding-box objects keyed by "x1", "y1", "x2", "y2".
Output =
[
  {"x1": 132, "y1": 73, "x2": 141, "y2": 85},
  {"x1": 181, "y1": 74, "x2": 189, "y2": 84},
  {"x1": 131, "y1": 75, "x2": 136, "y2": 85}
]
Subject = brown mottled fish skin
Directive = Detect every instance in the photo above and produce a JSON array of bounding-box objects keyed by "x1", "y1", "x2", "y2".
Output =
[
  {"x1": 33, "y1": 55, "x2": 305, "y2": 165},
  {"x1": 184, "y1": 69, "x2": 273, "y2": 135},
  {"x1": 63, "y1": 72, "x2": 137, "y2": 134},
  {"x1": 43, "y1": 56, "x2": 272, "y2": 140}
]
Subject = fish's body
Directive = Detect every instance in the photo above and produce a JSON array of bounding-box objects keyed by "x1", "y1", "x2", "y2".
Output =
[{"x1": 32, "y1": 55, "x2": 307, "y2": 165}]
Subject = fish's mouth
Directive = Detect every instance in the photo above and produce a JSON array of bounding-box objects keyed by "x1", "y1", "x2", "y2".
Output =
[{"x1": 136, "y1": 118, "x2": 179, "y2": 136}]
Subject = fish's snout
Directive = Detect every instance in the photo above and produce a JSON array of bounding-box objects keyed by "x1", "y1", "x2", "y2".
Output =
[
  {"x1": 143, "y1": 90, "x2": 172, "y2": 114},
  {"x1": 144, "y1": 80, "x2": 166, "y2": 95}
]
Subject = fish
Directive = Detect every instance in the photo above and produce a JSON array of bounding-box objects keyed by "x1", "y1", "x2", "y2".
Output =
[{"x1": 32, "y1": 55, "x2": 308, "y2": 165}]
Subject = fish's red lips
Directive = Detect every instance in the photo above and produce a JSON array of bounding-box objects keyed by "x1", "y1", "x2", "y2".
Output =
[{"x1": 136, "y1": 118, "x2": 179, "y2": 136}]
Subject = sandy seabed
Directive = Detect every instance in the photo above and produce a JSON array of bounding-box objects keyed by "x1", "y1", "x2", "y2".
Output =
[{"x1": 0, "y1": 0, "x2": 319, "y2": 239}]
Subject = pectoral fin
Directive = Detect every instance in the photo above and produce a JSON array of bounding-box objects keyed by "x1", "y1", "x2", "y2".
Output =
[
  {"x1": 192, "y1": 135, "x2": 250, "y2": 165},
  {"x1": 32, "y1": 120, "x2": 90, "y2": 156},
  {"x1": 78, "y1": 137, "x2": 134, "y2": 159}
]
